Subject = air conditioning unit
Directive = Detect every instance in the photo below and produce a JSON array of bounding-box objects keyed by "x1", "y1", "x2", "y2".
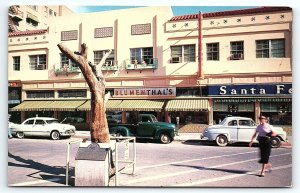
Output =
[
  {"x1": 230, "y1": 53, "x2": 243, "y2": 60},
  {"x1": 36, "y1": 64, "x2": 46, "y2": 70},
  {"x1": 171, "y1": 57, "x2": 182, "y2": 63}
]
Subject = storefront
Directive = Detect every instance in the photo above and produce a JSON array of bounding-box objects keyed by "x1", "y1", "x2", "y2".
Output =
[
  {"x1": 8, "y1": 81, "x2": 22, "y2": 123},
  {"x1": 208, "y1": 83, "x2": 292, "y2": 125}
]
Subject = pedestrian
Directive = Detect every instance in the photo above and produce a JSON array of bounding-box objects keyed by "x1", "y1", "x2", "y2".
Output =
[
  {"x1": 249, "y1": 115, "x2": 276, "y2": 177},
  {"x1": 8, "y1": 122, "x2": 13, "y2": 139}
]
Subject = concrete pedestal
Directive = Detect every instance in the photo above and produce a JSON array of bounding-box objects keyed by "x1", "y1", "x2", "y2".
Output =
[{"x1": 75, "y1": 142, "x2": 111, "y2": 186}]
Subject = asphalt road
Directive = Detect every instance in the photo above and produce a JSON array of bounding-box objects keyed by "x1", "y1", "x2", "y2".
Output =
[{"x1": 7, "y1": 137, "x2": 292, "y2": 187}]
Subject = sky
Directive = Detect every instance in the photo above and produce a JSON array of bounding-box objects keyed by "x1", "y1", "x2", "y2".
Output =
[{"x1": 70, "y1": 6, "x2": 256, "y2": 16}]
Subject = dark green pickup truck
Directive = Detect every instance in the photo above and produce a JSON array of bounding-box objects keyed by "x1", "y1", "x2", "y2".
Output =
[{"x1": 108, "y1": 114, "x2": 176, "y2": 144}]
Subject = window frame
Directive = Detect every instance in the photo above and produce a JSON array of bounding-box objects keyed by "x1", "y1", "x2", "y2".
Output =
[
  {"x1": 170, "y1": 44, "x2": 196, "y2": 63},
  {"x1": 29, "y1": 54, "x2": 47, "y2": 70},
  {"x1": 58, "y1": 90, "x2": 87, "y2": 98},
  {"x1": 60, "y1": 53, "x2": 78, "y2": 68},
  {"x1": 256, "y1": 39, "x2": 285, "y2": 58},
  {"x1": 230, "y1": 41, "x2": 244, "y2": 60},
  {"x1": 93, "y1": 50, "x2": 115, "y2": 66},
  {"x1": 206, "y1": 43, "x2": 219, "y2": 61},
  {"x1": 13, "y1": 56, "x2": 20, "y2": 71},
  {"x1": 130, "y1": 47, "x2": 154, "y2": 65}
]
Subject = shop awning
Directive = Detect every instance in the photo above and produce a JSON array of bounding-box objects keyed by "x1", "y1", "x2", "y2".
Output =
[
  {"x1": 115, "y1": 100, "x2": 165, "y2": 112},
  {"x1": 77, "y1": 100, "x2": 123, "y2": 111},
  {"x1": 10, "y1": 100, "x2": 86, "y2": 111},
  {"x1": 165, "y1": 99, "x2": 209, "y2": 111}
]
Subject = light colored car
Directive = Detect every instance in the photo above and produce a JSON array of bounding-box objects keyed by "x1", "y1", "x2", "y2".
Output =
[
  {"x1": 201, "y1": 116, "x2": 287, "y2": 148},
  {"x1": 10, "y1": 117, "x2": 76, "y2": 140}
]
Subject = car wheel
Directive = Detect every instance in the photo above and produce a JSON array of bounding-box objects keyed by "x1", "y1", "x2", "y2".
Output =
[
  {"x1": 51, "y1": 131, "x2": 60, "y2": 140},
  {"x1": 115, "y1": 132, "x2": 123, "y2": 142},
  {"x1": 270, "y1": 137, "x2": 281, "y2": 148},
  {"x1": 16, "y1": 132, "x2": 24, "y2": 139},
  {"x1": 216, "y1": 135, "x2": 228, "y2": 147},
  {"x1": 160, "y1": 133, "x2": 171, "y2": 144}
]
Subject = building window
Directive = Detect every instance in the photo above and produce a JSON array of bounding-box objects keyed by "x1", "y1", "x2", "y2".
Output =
[
  {"x1": 29, "y1": 55, "x2": 47, "y2": 70},
  {"x1": 230, "y1": 41, "x2": 244, "y2": 60},
  {"x1": 94, "y1": 50, "x2": 115, "y2": 65},
  {"x1": 27, "y1": 5, "x2": 38, "y2": 11},
  {"x1": 171, "y1": 45, "x2": 196, "y2": 63},
  {"x1": 13, "y1": 56, "x2": 20, "y2": 71},
  {"x1": 130, "y1": 47, "x2": 153, "y2": 64},
  {"x1": 44, "y1": 6, "x2": 48, "y2": 17},
  {"x1": 61, "y1": 30, "x2": 78, "y2": 41},
  {"x1": 49, "y1": 9, "x2": 53, "y2": 16},
  {"x1": 94, "y1": 27, "x2": 113, "y2": 38},
  {"x1": 256, "y1": 39, "x2": 285, "y2": 58},
  {"x1": 207, "y1": 43, "x2": 219, "y2": 61},
  {"x1": 131, "y1": 23, "x2": 151, "y2": 35},
  {"x1": 60, "y1": 53, "x2": 78, "y2": 68},
  {"x1": 27, "y1": 90, "x2": 54, "y2": 99},
  {"x1": 54, "y1": 12, "x2": 57, "y2": 17},
  {"x1": 58, "y1": 90, "x2": 87, "y2": 98}
]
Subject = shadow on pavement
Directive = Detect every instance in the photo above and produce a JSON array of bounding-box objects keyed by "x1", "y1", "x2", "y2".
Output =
[
  {"x1": 171, "y1": 163, "x2": 256, "y2": 176},
  {"x1": 8, "y1": 151, "x2": 73, "y2": 186},
  {"x1": 182, "y1": 140, "x2": 260, "y2": 148}
]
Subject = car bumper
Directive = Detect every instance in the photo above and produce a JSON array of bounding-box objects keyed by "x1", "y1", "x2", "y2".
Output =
[
  {"x1": 200, "y1": 133, "x2": 209, "y2": 140},
  {"x1": 60, "y1": 130, "x2": 76, "y2": 136}
]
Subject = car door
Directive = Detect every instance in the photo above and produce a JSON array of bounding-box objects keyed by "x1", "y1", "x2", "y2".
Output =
[
  {"x1": 137, "y1": 115, "x2": 155, "y2": 137},
  {"x1": 225, "y1": 119, "x2": 238, "y2": 141},
  {"x1": 21, "y1": 119, "x2": 36, "y2": 136},
  {"x1": 237, "y1": 119, "x2": 256, "y2": 142},
  {"x1": 33, "y1": 119, "x2": 48, "y2": 136}
]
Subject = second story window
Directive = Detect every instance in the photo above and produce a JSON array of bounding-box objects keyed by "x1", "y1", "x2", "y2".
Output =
[
  {"x1": 60, "y1": 53, "x2": 78, "y2": 68},
  {"x1": 94, "y1": 50, "x2": 115, "y2": 66},
  {"x1": 27, "y1": 90, "x2": 54, "y2": 99},
  {"x1": 207, "y1": 43, "x2": 219, "y2": 61},
  {"x1": 230, "y1": 41, "x2": 244, "y2": 60},
  {"x1": 29, "y1": 54, "x2": 47, "y2": 70},
  {"x1": 58, "y1": 90, "x2": 87, "y2": 98},
  {"x1": 130, "y1": 47, "x2": 153, "y2": 64},
  {"x1": 26, "y1": 12, "x2": 39, "y2": 27},
  {"x1": 49, "y1": 9, "x2": 53, "y2": 16},
  {"x1": 171, "y1": 45, "x2": 196, "y2": 63},
  {"x1": 256, "y1": 39, "x2": 285, "y2": 58},
  {"x1": 13, "y1": 56, "x2": 20, "y2": 71}
]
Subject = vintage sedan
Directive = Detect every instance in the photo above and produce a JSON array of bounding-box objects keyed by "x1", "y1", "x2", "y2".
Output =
[
  {"x1": 10, "y1": 117, "x2": 76, "y2": 140},
  {"x1": 201, "y1": 116, "x2": 287, "y2": 148}
]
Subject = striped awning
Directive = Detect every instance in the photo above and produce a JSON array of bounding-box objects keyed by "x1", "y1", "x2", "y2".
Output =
[
  {"x1": 10, "y1": 100, "x2": 86, "y2": 111},
  {"x1": 77, "y1": 100, "x2": 123, "y2": 111},
  {"x1": 116, "y1": 100, "x2": 165, "y2": 112},
  {"x1": 165, "y1": 99, "x2": 209, "y2": 111}
]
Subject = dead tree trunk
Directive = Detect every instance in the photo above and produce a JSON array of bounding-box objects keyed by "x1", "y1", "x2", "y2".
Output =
[{"x1": 57, "y1": 43, "x2": 111, "y2": 143}]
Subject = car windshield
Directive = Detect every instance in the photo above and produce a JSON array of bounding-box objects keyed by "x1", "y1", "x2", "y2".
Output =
[
  {"x1": 151, "y1": 115, "x2": 158, "y2": 122},
  {"x1": 219, "y1": 118, "x2": 228, "y2": 125},
  {"x1": 45, "y1": 119, "x2": 59, "y2": 124}
]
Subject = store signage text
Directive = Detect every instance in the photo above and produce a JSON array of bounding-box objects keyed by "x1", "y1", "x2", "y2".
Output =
[
  {"x1": 208, "y1": 84, "x2": 292, "y2": 96},
  {"x1": 114, "y1": 88, "x2": 176, "y2": 97}
]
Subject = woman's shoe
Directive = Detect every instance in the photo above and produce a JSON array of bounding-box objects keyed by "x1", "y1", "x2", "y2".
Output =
[{"x1": 259, "y1": 172, "x2": 265, "y2": 177}]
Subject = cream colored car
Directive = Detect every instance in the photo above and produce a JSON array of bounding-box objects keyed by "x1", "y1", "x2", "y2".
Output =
[{"x1": 10, "y1": 117, "x2": 76, "y2": 140}]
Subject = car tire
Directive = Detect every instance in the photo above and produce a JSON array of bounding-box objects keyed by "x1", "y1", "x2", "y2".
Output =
[
  {"x1": 160, "y1": 133, "x2": 171, "y2": 144},
  {"x1": 216, "y1": 135, "x2": 228, "y2": 147},
  {"x1": 51, "y1": 131, "x2": 60, "y2": 140},
  {"x1": 115, "y1": 132, "x2": 123, "y2": 142},
  {"x1": 270, "y1": 137, "x2": 281, "y2": 148},
  {"x1": 16, "y1": 132, "x2": 24, "y2": 139}
]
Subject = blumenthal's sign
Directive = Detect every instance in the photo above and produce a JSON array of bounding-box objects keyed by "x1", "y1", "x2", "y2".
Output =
[
  {"x1": 114, "y1": 88, "x2": 176, "y2": 97},
  {"x1": 208, "y1": 84, "x2": 292, "y2": 96}
]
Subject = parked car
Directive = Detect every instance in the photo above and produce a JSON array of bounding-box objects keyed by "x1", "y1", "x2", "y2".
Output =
[
  {"x1": 10, "y1": 117, "x2": 76, "y2": 140},
  {"x1": 108, "y1": 114, "x2": 176, "y2": 144},
  {"x1": 201, "y1": 116, "x2": 287, "y2": 148}
]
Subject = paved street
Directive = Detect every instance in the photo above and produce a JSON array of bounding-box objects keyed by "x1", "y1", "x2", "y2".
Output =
[{"x1": 7, "y1": 136, "x2": 292, "y2": 187}]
